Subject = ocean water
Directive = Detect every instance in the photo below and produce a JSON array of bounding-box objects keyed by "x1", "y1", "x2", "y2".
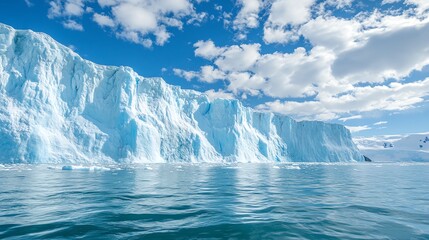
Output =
[{"x1": 0, "y1": 163, "x2": 428, "y2": 239}]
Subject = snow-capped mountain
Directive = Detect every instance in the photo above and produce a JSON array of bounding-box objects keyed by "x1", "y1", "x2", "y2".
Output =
[
  {"x1": 0, "y1": 23, "x2": 364, "y2": 164},
  {"x1": 354, "y1": 133, "x2": 429, "y2": 162}
]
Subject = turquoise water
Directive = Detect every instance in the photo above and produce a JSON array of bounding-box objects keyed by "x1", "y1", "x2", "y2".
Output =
[{"x1": 0, "y1": 163, "x2": 428, "y2": 239}]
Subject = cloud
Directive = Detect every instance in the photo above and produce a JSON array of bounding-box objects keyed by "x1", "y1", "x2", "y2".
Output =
[
  {"x1": 324, "y1": 0, "x2": 353, "y2": 9},
  {"x1": 261, "y1": 0, "x2": 428, "y2": 46},
  {"x1": 263, "y1": 0, "x2": 315, "y2": 43},
  {"x1": 109, "y1": 1, "x2": 189, "y2": 46},
  {"x1": 47, "y1": 0, "x2": 202, "y2": 47},
  {"x1": 112, "y1": 3, "x2": 157, "y2": 32},
  {"x1": 64, "y1": 0, "x2": 85, "y2": 16},
  {"x1": 346, "y1": 125, "x2": 371, "y2": 133},
  {"x1": 185, "y1": 41, "x2": 336, "y2": 98},
  {"x1": 62, "y1": 19, "x2": 84, "y2": 31},
  {"x1": 173, "y1": 68, "x2": 198, "y2": 81},
  {"x1": 204, "y1": 89, "x2": 235, "y2": 100},
  {"x1": 98, "y1": 0, "x2": 116, "y2": 7},
  {"x1": 173, "y1": 65, "x2": 225, "y2": 83},
  {"x1": 200, "y1": 65, "x2": 226, "y2": 83},
  {"x1": 194, "y1": 40, "x2": 224, "y2": 60},
  {"x1": 213, "y1": 44, "x2": 261, "y2": 72},
  {"x1": 332, "y1": 21, "x2": 429, "y2": 83},
  {"x1": 406, "y1": 0, "x2": 429, "y2": 14},
  {"x1": 93, "y1": 13, "x2": 115, "y2": 27},
  {"x1": 339, "y1": 115, "x2": 363, "y2": 122},
  {"x1": 47, "y1": 0, "x2": 62, "y2": 19},
  {"x1": 262, "y1": 27, "x2": 299, "y2": 44},
  {"x1": 48, "y1": 0, "x2": 85, "y2": 18},
  {"x1": 382, "y1": 0, "x2": 400, "y2": 4},
  {"x1": 267, "y1": 0, "x2": 315, "y2": 26},
  {"x1": 374, "y1": 121, "x2": 388, "y2": 126},
  {"x1": 256, "y1": 78, "x2": 429, "y2": 120},
  {"x1": 233, "y1": 0, "x2": 262, "y2": 36},
  {"x1": 256, "y1": 47, "x2": 335, "y2": 98},
  {"x1": 227, "y1": 72, "x2": 264, "y2": 96},
  {"x1": 183, "y1": 41, "x2": 263, "y2": 84},
  {"x1": 300, "y1": 16, "x2": 361, "y2": 52}
]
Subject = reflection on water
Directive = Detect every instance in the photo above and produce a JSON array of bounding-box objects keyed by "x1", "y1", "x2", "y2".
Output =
[{"x1": 0, "y1": 163, "x2": 429, "y2": 239}]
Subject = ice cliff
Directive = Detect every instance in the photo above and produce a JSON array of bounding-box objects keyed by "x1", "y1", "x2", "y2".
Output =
[{"x1": 0, "y1": 23, "x2": 364, "y2": 163}]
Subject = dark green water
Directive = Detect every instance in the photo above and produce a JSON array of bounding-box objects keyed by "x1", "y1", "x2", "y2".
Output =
[{"x1": 0, "y1": 163, "x2": 428, "y2": 239}]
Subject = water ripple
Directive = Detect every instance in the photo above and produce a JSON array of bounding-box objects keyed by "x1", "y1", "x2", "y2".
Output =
[{"x1": 0, "y1": 163, "x2": 428, "y2": 239}]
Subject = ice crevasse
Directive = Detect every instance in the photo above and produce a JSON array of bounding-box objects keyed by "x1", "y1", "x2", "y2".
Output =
[{"x1": 0, "y1": 23, "x2": 364, "y2": 164}]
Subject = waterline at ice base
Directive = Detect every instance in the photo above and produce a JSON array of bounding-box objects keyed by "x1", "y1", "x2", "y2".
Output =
[{"x1": 0, "y1": 23, "x2": 363, "y2": 164}]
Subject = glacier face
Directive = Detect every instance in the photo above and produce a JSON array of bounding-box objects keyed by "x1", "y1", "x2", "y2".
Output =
[{"x1": 0, "y1": 23, "x2": 364, "y2": 163}]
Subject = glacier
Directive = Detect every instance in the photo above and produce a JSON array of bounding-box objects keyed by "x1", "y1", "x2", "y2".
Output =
[
  {"x1": 354, "y1": 133, "x2": 429, "y2": 162},
  {"x1": 0, "y1": 23, "x2": 364, "y2": 164}
]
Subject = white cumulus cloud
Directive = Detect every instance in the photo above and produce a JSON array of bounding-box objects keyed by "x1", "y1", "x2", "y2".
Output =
[
  {"x1": 62, "y1": 19, "x2": 84, "y2": 31},
  {"x1": 232, "y1": 0, "x2": 262, "y2": 38},
  {"x1": 93, "y1": 13, "x2": 115, "y2": 27},
  {"x1": 204, "y1": 89, "x2": 235, "y2": 100},
  {"x1": 47, "y1": 0, "x2": 203, "y2": 47}
]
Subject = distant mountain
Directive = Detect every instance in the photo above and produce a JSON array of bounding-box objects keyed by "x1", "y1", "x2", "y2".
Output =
[{"x1": 354, "y1": 133, "x2": 429, "y2": 162}]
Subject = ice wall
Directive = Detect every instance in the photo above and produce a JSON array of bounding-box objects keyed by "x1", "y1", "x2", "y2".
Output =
[{"x1": 0, "y1": 23, "x2": 364, "y2": 163}]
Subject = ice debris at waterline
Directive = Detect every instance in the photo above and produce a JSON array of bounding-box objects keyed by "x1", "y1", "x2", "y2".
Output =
[
  {"x1": 61, "y1": 165, "x2": 111, "y2": 171},
  {"x1": 0, "y1": 23, "x2": 364, "y2": 164}
]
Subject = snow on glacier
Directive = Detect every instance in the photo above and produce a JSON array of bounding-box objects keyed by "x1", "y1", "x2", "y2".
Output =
[
  {"x1": 354, "y1": 133, "x2": 429, "y2": 162},
  {"x1": 0, "y1": 23, "x2": 364, "y2": 163}
]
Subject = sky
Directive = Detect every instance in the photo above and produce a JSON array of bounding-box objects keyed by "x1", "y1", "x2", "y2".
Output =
[{"x1": 0, "y1": 0, "x2": 428, "y2": 137}]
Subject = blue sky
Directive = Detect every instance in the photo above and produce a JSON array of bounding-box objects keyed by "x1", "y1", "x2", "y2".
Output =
[{"x1": 1, "y1": 0, "x2": 429, "y2": 136}]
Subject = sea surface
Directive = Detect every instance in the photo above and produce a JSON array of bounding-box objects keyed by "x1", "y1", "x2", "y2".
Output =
[{"x1": 0, "y1": 163, "x2": 428, "y2": 239}]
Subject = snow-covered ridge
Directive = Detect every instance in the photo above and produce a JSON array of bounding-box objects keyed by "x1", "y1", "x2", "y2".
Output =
[
  {"x1": 354, "y1": 133, "x2": 429, "y2": 162},
  {"x1": 0, "y1": 23, "x2": 363, "y2": 163}
]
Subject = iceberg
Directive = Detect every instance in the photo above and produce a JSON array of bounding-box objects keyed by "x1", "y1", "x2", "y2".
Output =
[{"x1": 0, "y1": 23, "x2": 364, "y2": 163}]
